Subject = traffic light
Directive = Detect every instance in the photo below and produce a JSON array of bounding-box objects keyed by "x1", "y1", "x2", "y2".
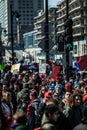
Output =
[
  {"x1": 64, "y1": 18, "x2": 73, "y2": 51},
  {"x1": 57, "y1": 35, "x2": 64, "y2": 52}
]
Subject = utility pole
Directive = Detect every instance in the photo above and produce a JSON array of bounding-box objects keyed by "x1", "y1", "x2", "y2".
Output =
[
  {"x1": 10, "y1": 4, "x2": 14, "y2": 64},
  {"x1": 45, "y1": 0, "x2": 49, "y2": 75},
  {"x1": 45, "y1": 0, "x2": 49, "y2": 65},
  {"x1": 0, "y1": 24, "x2": 2, "y2": 80},
  {"x1": 65, "y1": 0, "x2": 69, "y2": 81}
]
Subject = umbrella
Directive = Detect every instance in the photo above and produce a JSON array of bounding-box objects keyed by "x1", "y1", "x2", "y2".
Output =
[{"x1": 28, "y1": 65, "x2": 37, "y2": 70}]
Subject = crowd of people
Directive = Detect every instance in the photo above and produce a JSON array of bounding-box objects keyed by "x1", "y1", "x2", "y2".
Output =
[{"x1": 0, "y1": 63, "x2": 87, "y2": 130}]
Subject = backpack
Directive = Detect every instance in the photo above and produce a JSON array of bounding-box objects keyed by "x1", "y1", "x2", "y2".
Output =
[
  {"x1": 17, "y1": 88, "x2": 29, "y2": 111},
  {"x1": 26, "y1": 98, "x2": 41, "y2": 130}
]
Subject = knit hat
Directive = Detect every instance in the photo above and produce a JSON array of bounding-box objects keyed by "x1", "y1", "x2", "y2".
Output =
[
  {"x1": 65, "y1": 83, "x2": 72, "y2": 92},
  {"x1": 49, "y1": 84, "x2": 55, "y2": 91},
  {"x1": 44, "y1": 91, "x2": 52, "y2": 98},
  {"x1": 55, "y1": 84, "x2": 62, "y2": 91},
  {"x1": 69, "y1": 79, "x2": 73, "y2": 84}
]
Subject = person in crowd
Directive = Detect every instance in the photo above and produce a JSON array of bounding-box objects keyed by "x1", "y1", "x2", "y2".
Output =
[
  {"x1": 68, "y1": 92, "x2": 82, "y2": 130},
  {"x1": 10, "y1": 109, "x2": 28, "y2": 130},
  {"x1": 26, "y1": 89, "x2": 40, "y2": 130},
  {"x1": 17, "y1": 73, "x2": 23, "y2": 83},
  {"x1": 54, "y1": 84, "x2": 63, "y2": 99},
  {"x1": 38, "y1": 86, "x2": 47, "y2": 103},
  {"x1": 1, "y1": 91, "x2": 13, "y2": 124},
  {"x1": 62, "y1": 91, "x2": 71, "y2": 117},
  {"x1": 22, "y1": 75, "x2": 29, "y2": 83},
  {"x1": 41, "y1": 104, "x2": 59, "y2": 130},
  {"x1": 26, "y1": 89, "x2": 38, "y2": 117},
  {"x1": 0, "y1": 90, "x2": 10, "y2": 130},
  {"x1": 73, "y1": 103, "x2": 87, "y2": 130},
  {"x1": 2, "y1": 82, "x2": 9, "y2": 93}
]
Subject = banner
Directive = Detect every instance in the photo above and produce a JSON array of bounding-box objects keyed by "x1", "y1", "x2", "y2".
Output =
[
  {"x1": 50, "y1": 65, "x2": 60, "y2": 79},
  {"x1": 11, "y1": 63, "x2": 20, "y2": 74},
  {"x1": 39, "y1": 63, "x2": 46, "y2": 74}
]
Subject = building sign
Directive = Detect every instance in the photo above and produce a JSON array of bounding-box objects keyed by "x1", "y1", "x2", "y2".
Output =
[{"x1": 39, "y1": 63, "x2": 46, "y2": 74}]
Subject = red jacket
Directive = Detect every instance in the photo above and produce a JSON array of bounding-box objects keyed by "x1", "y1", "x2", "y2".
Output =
[{"x1": 26, "y1": 98, "x2": 35, "y2": 117}]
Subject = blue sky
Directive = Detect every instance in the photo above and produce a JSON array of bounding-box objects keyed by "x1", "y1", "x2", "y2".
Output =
[{"x1": 48, "y1": 0, "x2": 60, "y2": 7}]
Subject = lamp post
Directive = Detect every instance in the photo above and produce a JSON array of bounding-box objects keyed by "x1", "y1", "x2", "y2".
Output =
[
  {"x1": 65, "y1": 0, "x2": 69, "y2": 81},
  {"x1": 45, "y1": 0, "x2": 49, "y2": 64},
  {"x1": 45, "y1": 0, "x2": 49, "y2": 75},
  {"x1": 10, "y1": 4, "x2": 20, "y2": 64}
]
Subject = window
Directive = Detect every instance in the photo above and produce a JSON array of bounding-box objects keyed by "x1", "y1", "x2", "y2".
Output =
[{"x1": 74, "y1": 45, "x2": 77, "y2": 54}]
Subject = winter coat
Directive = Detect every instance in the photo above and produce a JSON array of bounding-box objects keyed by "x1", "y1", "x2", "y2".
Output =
[
  {"x1": 56, "y1": 111, "x2": 70, "y2": 130},
  {"x1": 10, "y1": 123, "x2": 28, "y2": 130},
  {"x1": 41, "y1": 113, "x2": 57, "y2": 130},
  {"x1": 68, "y1": 106, "x2": 82, "y2": 130},
  {"x1": 73, "y1": 123, "x2": 87, "y2": 130}
]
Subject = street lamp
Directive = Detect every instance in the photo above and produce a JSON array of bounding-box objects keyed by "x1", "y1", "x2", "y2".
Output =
[
  {"x1": 45, "y1": 0, "x2": 49, "y2": 74},
  {"x1": 10, "y1": 4, "x2": 20, "y2": 64}
]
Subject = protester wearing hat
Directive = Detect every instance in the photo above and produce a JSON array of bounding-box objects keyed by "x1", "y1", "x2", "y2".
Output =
[
  {"x1": 54, "y1": 84, "x2": 63, "y2": 99},
  {"x1": 65, "y1": 83, "x2": 72, "y2": 93},
  {"x1": 73, "y1": 104, "x2": 87, "y2": 130},
  {"x1": 49, "y1": 84, "x2": 55, "y2": 93}
]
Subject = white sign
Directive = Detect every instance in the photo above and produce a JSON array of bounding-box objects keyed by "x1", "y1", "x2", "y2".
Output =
[
  {"x1": 39, "y1": 63, "x2": 46, "y2": 74},
  {"x1": 11, "y1": 63, "x2": 20, "y2": 74}
]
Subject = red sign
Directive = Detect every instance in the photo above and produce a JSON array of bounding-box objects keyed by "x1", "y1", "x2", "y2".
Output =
[
  {"x1": 77, "y1": 55, "x2": 87, "y2": 70},
  {"x1": 50, "y1": 65, "x2": 60, "y2": 79}
]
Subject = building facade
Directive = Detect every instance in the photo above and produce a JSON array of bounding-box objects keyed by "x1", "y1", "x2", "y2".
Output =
[
  {"x1": 56, "y1": 0, "x2": 87, "y2": 57},
  {"x1": 0, "y1": 0, "x2": 44, "y2": 45},
  {"x1": 34, "y1": 7, "x2": 57, "y2": 48}
]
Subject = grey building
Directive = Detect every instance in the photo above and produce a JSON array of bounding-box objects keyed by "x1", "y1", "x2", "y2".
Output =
[
  {"x1": 56, "y1": 0, "x2": 87, "y2": 57},
  {"x1": 0, "y1": 0, "x2": 44, "y2": 45}
]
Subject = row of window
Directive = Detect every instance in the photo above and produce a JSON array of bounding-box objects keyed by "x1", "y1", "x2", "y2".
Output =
[{"x1": 74, "y1": 44, "x2": 87, "y2": 54}]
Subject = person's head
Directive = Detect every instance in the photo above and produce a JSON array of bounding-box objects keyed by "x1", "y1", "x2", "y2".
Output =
[
  {"x1": 12, "y1": 109, "x2": 27, "y2": 125},
  {"x1": 65, "y1": 83, "x2": 72, "y2": 93},
  {"x1": 13, "y1": 82, "x2": 21, "y2": 91},
  {"x1": 69, "y1": 93, "x2": 82, "y2": 107},
  {"x1": 45, "y1": 104, "x2": 59, "y2": 122},
  {"x1": 64, "y1": 91, "x2": 71, "y2": 100},
  {"x1": 44, "y1": 91, "x2": 52, "y2": 102},
  {"x1": 55, "y1": 84, "x2": 62, "y2": 95},
  {"x1": 18, "y1": 74, "x2": 23, "y2": 80},
  {"x1": 46, "y1": 97, "x2": 59, "y2": 106},
  {"x1": 2, "y1": 91, "x2": 12, "y2": 102},
  {"x1": 23, "y1": 75, "x2": 29, "y2": 82},
  {"x1": 83, "y1": 86, "x2": 87, "y2": 94},
  {"x1": 2, "y1": 83, "x2": 8, "y2": 92},
  {"x1": 29, "y1": 89, "x2": 38, "y2": 99},
  {"x1": 39, "y1": 86, "x2": 47, "y2": 98}
]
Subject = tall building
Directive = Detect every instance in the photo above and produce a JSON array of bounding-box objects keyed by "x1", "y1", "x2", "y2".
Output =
[
  {"x1": 0, "y1": 0, "x2": 44, "y2": 45},
  {"x1": 34, "y1": 7, "x2": 57, "y2": 46},
  {"x1": 56, "y1": 0, "x2": 87, "y2": 57}
]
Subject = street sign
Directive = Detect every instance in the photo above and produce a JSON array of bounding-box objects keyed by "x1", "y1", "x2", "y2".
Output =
[{"x1": 38, "y1": 38, "x2": 55, "y2": 52}]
